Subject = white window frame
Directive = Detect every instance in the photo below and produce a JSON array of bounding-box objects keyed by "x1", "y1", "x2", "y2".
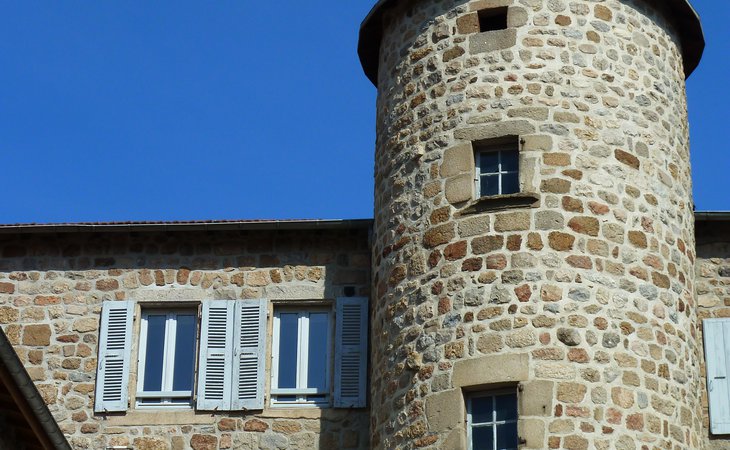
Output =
[
  {"x1": 466, "y1": 389, "x2": 519, "y2": 450},
  {"x1": 474, "y1": 146, "x2": 519, "y2": 197},
  {"x1": 271, "y1": 307, "x2": 333, "y2": 408},
  {"x1": 136, "y1": 309, "x2": 198, "y2": 409}
]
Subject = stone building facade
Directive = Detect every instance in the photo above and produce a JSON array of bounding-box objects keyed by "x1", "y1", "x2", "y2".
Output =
[{"x1": 2, "y1": 1, "x2": 730, "y2": 450}]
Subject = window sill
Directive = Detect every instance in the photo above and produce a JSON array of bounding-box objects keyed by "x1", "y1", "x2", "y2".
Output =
[
  {"x1": 99, "y1": 407, "x2": 365, "y2": 426},
  {"x1": 457, "y1": 192, "x2": 539, "y2": 216}
]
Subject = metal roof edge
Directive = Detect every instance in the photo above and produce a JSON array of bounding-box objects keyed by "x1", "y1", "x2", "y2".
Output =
[{"x1": 0, "y1": 219, "x2": 374, "y2": 235}]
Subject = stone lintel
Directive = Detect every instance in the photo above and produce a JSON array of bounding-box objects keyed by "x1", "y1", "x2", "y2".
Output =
[{"x1": 453, "y1": 353, "x2": 529, "y2": 387}]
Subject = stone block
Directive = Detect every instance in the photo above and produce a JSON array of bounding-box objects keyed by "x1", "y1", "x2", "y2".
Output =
[
  {"x1": 454, "y1": 120, "x2": 535, "y2": 142},
  {"x1": 441, "y1": 143, "x2": 474, "y2": 178},
  {"x1": 442, "y1": 427, "x2": 467, "y2": 450},
  {"x1": 520, "y1": 380, "x2": 554, "y2": 416},
  {"x1": 453, "y1": 353, "x2": 529, "y2": 387},
  {"x1": 458, "y1": 216, "x2": 490, "y2": 237},
  {"x1": 507, "y1": 107, "x2": 549, "y2": 120},
  {"x1": 456, "y1": 13, "x2": 480, "y2": 34},
  {"x1": 133, "y1": 437, "x2": 169, "y2": 450},
  {"x1": 494, "y1": 211, "x2": 530, "y2": 232},
  {"x1": 445, "y1": 173, "x2": 474, "y2": 204},
  {"x1": 0, "y1": 307, "x2": 19, "y2": 324},
  {"x1": 469, "y1": 28, "x2": 517, "y2": 54},
  {"x1": 23, "y1": 324, "x2": 51, "y2": 346},
  {"x1": 470, "y1": 0, "x2": 512, "y2": 11},
  {"x1": 425, "y1": 389, "x2": 464, "y2": 432},
  {"x1": 507, "y1": 7, "x2": 528, "y2": 27},
  {"x1": 521, "y1": 135, "x2": 552, "y2": 151},
  {"x1": 519, "y1": 418, "x2": 545, "y2": 449}
]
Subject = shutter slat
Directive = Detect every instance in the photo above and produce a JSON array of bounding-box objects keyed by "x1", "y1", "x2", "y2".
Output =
[
  {"x1": 94, "y1": 301, "x2": 134, "y2": 412},
  {"x1": 704, "y1": 319, "x2": 730, "y2": 434},
  {"x1": 231, "y1": 299, "x2": 267, "y2": 410},
  {"x1": 197, "y1": 301, "x2": 234, "y2": 410},
  {"x1": 334, "y1": 297, "x2": 368, "y2": 408}
]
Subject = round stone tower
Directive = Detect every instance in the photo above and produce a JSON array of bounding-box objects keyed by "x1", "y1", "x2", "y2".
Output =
[{"x1": 358, "y1": 0, "x2": 704, "y2": 448}]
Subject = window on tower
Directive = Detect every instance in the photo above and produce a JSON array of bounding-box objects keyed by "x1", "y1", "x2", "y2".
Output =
[{"x1": 475, "y1": 138, "x2": 520, "y2": 198}]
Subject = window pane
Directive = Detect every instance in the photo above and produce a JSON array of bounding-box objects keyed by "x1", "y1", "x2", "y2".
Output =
[
  {"x1": 472, "y1": 425, "x2": 494, "y2": 450},
  {"x1": 277, "y1": 313, "x2": 299, "y2": 389},
  {"x1": 495, "y1": 393, "x2": 518, "y2": 421},
  {"x1": 480, "y1": 175, "x2": 500, "y2": 197},
  {"x1": 501, "y1": 151, "x2": 519, "y2": 172},
  {"x1": 471, "y1": 396, "x2": 493, "y2": 424},
  {"x1": 172, "y1": 314, "x2": 196, "y2": 391},
  {"x1": 501, "y1": 173, "x2": 519, "y2": 195},
  {"x1": 307, "y1": 313, "x2": 329, "y2": 390},
  {"x1": 142, "y1": 315, "x2": 166, "y2": 392},
  {"x1": 496, "y1": 422, "x2": 518, "y2": 450},
  {"x1": 480, "y1": 152, "x2": 499, "y2": 173}
]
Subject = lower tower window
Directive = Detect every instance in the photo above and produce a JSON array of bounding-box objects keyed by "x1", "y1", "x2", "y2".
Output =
[{"x1": 467, "y1": 389, "x2": 518, "y2": 450}]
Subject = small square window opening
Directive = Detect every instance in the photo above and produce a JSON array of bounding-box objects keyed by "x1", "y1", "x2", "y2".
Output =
[
  {"x1": 136, "y1": 309, "x2": 198, "y2": 408},
  {"x1": 467, "y1": 390, "x2": 519, "y2": 450},
  {"x1": 271, "y1": 307, "x2": 333, "y2": 407},
  {"x1": 475, "y1": 145, "x2": 520, "y2": 197},
  {"x1": 478, "y1": 7, "x2": 508, "y2": 32}
]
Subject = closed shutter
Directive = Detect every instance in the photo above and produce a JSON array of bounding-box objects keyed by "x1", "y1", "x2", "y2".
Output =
[
  {"x1": 94, "y1": 301, "x2": 134, "y2": 412},
  {"x1": 197, "y1": 301, "x2": 235, "y2": 410},
  {"x1": 334, "y1": 297, "x2": 368, "y2": 408},
  {"x1": 231, "y1": 299, "x2": 268, "y2": 410},
  {"x1": 704, "y1": 319, "x2": 730, "y2": 434}
]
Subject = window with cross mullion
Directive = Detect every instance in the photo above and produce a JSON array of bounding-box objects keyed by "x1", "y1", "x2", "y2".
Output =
[
  {"x1": 467, "y1": 390, "x2": 519, "y2": 450},
  {"x1": 476, "y1": 147, "x2": 519, "y2": 197}
]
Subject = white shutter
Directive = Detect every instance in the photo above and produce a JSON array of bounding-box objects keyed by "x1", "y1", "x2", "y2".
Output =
[
  {"x1": 197, "y1": 301, "x2": 235, "y2": 410},
  {"x1": 94, "y1": 301, "x2": 134, "y2": 412},
  {"x1": 704, "y1": 319, "x2": 730, "y2": 434},
  {"x1": 231, "y1": 299, "x2": 267, "y2": 410},
  {"x1": 334, "y1": 297, "x2": 368, "y2": 408}
]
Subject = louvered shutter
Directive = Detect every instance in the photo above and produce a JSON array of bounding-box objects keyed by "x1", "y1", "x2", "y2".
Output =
[
  {"x1": 94, "y1": 301, "x2": 134, "y2": 412},
  {"x1": 231, "y1": 299, "x2": 267, "y2": 410},
  {"x1": 334, "y1": 297, "x2": 369, "y2": 408},
  {"x1": 704, "y1": 319, "x2": 730, "y2": 434},
  {"x1": 197, "y1": 301, "x2": 235, "y2": 410}
]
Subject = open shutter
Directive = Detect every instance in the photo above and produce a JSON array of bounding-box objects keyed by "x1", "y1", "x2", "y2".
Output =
[
  {"x1": 334, "y1": 297, "x2": 368, "y2": 408},
  {"x1": 94, "y1": 301, "x2": 134, "y2": 412},
  {"x1": 704, "y1": 319, "x2": 730, "y2": 434},
  {"x1": 231, "y1": 299, "x2": 267, "y2": 410},
  {"x1": 197, "y1": 301, "x2": 235, "y2": 410}
]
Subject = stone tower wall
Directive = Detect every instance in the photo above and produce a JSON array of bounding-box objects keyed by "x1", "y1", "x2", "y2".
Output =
[{"x1": 369, "y1": 0, "x2": 700, "y2": 448}]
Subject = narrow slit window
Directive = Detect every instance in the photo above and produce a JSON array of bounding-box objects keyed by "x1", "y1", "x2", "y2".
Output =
[
  {"x1": 478, "y1": 7, "x2": 508, "y2": 32},
  {"x1": 475, "y1": 141, "x2": 520, "y2": 197}
]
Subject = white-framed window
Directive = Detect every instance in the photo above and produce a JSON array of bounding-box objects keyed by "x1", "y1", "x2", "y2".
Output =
[
  {"x1": 475, "y1": 146, "x2": 519, "y2": 197},
  {"x1": 466, "y1": 389, "x2": 519, "y2": 450},
  {"x1": 271, "y1": 307, "x2": 332, "y2": 407},
  {"x1": 136, "y1": 309, "x2": 198, "y2": 408}
]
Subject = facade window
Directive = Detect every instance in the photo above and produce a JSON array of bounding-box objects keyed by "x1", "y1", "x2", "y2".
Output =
[
  {"x1": 475, "y1": 145, "x2": 519, "y2": 197},
  {"x1": 136, "y1": 309, "x2": 197, "y2": 408},
  {"x1": 93, "y1": 297, "x2": 368, "y2": 413},
  {"x1": 271, "y1": 308, "x2": 332, "y2": 407},
  {"x1": 466, "y1": 390, "x2": 518, "y2": 450}
]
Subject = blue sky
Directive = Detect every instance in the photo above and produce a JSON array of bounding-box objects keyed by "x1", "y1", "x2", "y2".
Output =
[{"x1": 0, "y1": 1, "x2": 726, "y2": 223}]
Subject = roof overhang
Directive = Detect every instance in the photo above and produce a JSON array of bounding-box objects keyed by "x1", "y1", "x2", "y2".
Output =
[{"x1": 358, "y1": 0, "x2": 705, "y2": 86}]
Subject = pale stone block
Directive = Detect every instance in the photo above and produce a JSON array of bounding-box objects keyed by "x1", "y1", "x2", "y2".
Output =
[
  {"x1": 519, "y1": 380, "x2": 554, "y2": 416},
  {"x1": 134, "y1": 288, "x2": 206, "y2": 302},
  {"x1": 507, "y1": 6, "x2": 528, "y2": 27},
  {"x1": 264, "y1": 285, "x2": 326, "y2": 300},
  {"x1": 469, "y1": 0, "x2": 512, "y2": 11},
  {"x1": 469, "y1": 29, "x2": 517, "y2": 54},
  {"x1": 425, "y1": 389, "x2": 464, "y2": 432},
  {"x1": 445, "y1": 174, "x2": 474, "y2": 204},
  {"x1": 441, "y1": 143, "x2": 474, "y2": 178},
  {"x1": 521, "y1": 135, "x2": 553, "y2": 152},
  {"x1": 442, "y1": 427, "x2": 467, "y2": 450},
  {"x1": 454, "y1": 120, "x2": 535, "y2": 142},
  {"x1": 453, "y1": 353, "x2": 529, "y2": 387},
  {"x1": 519, "y1": 418, "x2": 545, "y2": 449}
]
